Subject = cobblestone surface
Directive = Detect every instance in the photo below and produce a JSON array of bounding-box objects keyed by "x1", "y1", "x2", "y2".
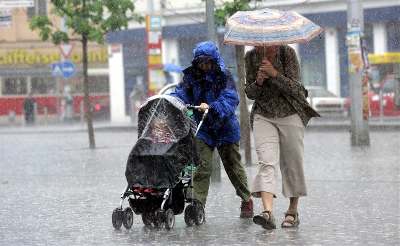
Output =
[{"x1": 0, "y1": 130, "x2": 399, "y2": 245}]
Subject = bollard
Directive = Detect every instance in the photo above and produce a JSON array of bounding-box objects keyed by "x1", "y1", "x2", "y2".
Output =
[
  {"x1": 33, "y1": 102, "x2": 37, "y2": 125},
  {"x1": 379, "y1": 87, "x2": 384, "y2": 122},
  {"x1": 394, "y1": 65, "x2": 400, "y2": 109},
  {"x1": 44, "y1": 107, "x2": 48, "y2": 125},
  {"x1": 8, "y1": 110, "x2": 16, "y2": 124}
]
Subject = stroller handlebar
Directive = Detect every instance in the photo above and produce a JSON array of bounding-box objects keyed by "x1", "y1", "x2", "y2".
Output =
[
  {"x1": 186, "y1": 105, "x2": 202, "y2": 110},
  {"x1": 186, "y1": 105, "x2": 209, "y2": 136}
]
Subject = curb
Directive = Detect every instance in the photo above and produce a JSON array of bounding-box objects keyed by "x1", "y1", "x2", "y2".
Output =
[
  {"x1": 1, "y1": 123, "x2": 399, "y2": 134},
  {"x1": 0, "y1": 125, "x2": 138, "y2": 135},
  {"x1": 307, "y1": 123, "x2": 400, "y2": 131}
]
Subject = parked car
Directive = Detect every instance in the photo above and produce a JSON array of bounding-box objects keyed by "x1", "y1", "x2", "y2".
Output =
[
  {"x1": 306, "y1": 86, "x2": 346, "y2": 115},
  {"x1": 344, "y1": 74, "x2": 400, "y2": 117}
]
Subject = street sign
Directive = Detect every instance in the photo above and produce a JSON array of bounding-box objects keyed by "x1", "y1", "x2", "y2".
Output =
[
  {"x1": 149, "y1": 16, "x2": 161, "y2": 29},
  {"x1": 51, "y1": 60, "x2": 76, "y2": 79},
  {"x1": 0, "y1": 0, "x2": 33, "y2": 9},
  {"x1": 59, "y1": 43, "x2": 74, "y2": 59}
]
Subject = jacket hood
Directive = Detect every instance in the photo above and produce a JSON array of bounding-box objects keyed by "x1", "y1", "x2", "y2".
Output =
[{"x1": 192, "y1": 41, "x2": 226, "y2": 72}]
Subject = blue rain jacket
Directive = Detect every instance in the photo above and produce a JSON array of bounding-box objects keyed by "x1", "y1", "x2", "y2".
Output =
[{"x1": 170, "y1": 41, "x2": 240, "y2": 148}]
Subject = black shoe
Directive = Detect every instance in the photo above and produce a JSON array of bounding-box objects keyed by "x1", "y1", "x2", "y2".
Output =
[{"x1": 253, "y1": 210, "x2": 276, "y2": 230}]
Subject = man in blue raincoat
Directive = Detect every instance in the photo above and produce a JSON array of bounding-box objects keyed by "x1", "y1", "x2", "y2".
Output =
[{"x1": 170, "y1": 41, "x2": 253, "y2": 218}]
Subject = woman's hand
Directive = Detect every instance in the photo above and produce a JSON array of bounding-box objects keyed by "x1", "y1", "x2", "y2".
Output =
[
  {"x1": 256, "y1": 70, "x2": 268, "y2": 86},
  {"x1": 259, "y1": 59, "x2": 278, "y2": 78},
  {"x1": 199, "y1": 103, "x2": 209, "y2": 112}
]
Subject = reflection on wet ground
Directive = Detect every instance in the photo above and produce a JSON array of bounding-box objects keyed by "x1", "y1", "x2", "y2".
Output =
[{"x1": 0, "y1": 131, "x2": 399, "y2": 245}]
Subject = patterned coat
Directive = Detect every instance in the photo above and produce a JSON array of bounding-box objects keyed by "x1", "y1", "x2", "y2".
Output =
[{"x1": 244, "y1": 45, "x2": 320, "y2": 127}]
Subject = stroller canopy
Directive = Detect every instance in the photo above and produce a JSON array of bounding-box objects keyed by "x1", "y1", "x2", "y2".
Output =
[{"x1": 125, "y1": 95, "x2": 198, "y2": 189}]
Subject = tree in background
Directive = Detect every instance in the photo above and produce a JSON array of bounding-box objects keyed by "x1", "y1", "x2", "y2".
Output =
[
  {"x1": 30, "y1": 0, "x2": 143, "y2": 149},
  {"x1": 215, "y1": 0, "x2": 253, "y2": 166},
  {"x1": 215, "y1": 0, "x2": 251, "y2": 26}
]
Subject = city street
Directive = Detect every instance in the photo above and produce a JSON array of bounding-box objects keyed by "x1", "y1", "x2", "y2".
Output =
[{"x1": 0, "y1": 129, "x2": 399, "y2": 245}]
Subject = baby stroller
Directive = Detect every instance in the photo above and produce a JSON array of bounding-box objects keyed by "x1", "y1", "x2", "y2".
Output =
[{"x1": 111, "y1": 95, "x2": 207, "y2": 230}]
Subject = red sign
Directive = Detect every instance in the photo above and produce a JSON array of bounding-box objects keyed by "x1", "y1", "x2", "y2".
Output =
[{"x1": 59, "y1": 43, "x2": 74, "y2": 59}]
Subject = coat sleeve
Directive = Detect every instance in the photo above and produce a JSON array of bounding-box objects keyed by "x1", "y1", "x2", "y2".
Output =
[
  {"x1": 169, "y1": 75, "x2": 192, "y2": 104},
  {"x1": 209, "y1": 71, "x2": 239, "y2": 125},
  {"x1": 244, "y1": 51, "x2": 264, "y2": 100},
  {"x1": 270, "y1": 47, "x2": 307, "y2": 100}
]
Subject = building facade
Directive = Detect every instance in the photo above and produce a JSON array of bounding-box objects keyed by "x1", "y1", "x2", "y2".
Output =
[
  {"x1": 0, "y1": 0, "x2": 109, "y2": 124},
  {"x1": 107, "y1": 0, "x2": 400, "y2": 121},
  {"x1": 1, "y1": 0, "x2": 399, "y2": 123}
]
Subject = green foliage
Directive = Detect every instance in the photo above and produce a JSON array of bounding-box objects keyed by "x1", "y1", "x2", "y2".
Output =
[
  {"x1": 30, "y1": 0, "x2": 143, "y2": 44},
  {"x1": 215, "y1": 0, "x2": 251, "y2": 26}
]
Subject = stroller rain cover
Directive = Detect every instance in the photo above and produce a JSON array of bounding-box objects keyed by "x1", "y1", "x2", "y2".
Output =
[{"x1": 125, "y1": 95, "x2": 198, "y2": 189}]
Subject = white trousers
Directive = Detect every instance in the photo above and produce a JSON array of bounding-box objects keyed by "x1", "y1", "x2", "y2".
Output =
[{"x1": 251, "y1": 113, "x2": 307, "y2": 198}]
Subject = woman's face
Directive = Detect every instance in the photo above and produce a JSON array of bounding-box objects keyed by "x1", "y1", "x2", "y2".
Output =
[
  {"x1": 255, "y1": 46, "x2": 279, "y2": 57},
  {"x1": 196, "y1": 56, "x2": 215, "y2": 72},
  {"x1": 198, "y1": 61, "x2": 213, "y2": 72}
]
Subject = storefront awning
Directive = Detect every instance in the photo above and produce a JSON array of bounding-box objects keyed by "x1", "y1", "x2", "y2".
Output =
[{"x1": 369, "y1": 53, "x2": 400, "y2": 64}]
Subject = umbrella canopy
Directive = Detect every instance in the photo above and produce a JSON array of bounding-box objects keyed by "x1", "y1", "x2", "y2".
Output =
[
  {"x1": 223, "y1": 8, "x2": 323, "y2": 46},
  {"x1": 163, "y1": 63, "x2": 183, "y2": 73}
]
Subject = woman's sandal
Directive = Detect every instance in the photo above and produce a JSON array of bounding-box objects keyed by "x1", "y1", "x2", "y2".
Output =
[
  {"x1": 281, "y1": 212, "x2": 300, "y2": 228},
  {"x1": 253, "y1": 210, "x2": 276, "y2": 230}
]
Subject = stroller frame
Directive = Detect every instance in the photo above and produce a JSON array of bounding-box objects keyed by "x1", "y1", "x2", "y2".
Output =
[{"x1": 112, "y1": 106, "x2": 208, "y2": 230}]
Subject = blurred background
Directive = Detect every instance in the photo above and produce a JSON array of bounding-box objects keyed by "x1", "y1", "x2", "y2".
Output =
[{"x1": 0, "y1": 0, "x2": 399, "y2": 127}]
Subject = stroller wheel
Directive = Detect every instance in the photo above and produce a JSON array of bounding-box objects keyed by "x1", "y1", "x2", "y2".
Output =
[
  {"x1": 184, "y1": 205, "x2": 195, "y2": 226},
  {"x1": 164, "y1": 209, "x2": 175, "y2": 230},
  {"x1": 122, "y1": 207, "x2": 134, "y2": 229},
  {"x1": 194, "y1": 203, "x2": 205, "y2": 225},
  {"x1": 141, "y1": 213, "x2": 152, "y2": 227},
  {"x1": 112, "y1": 208, "x2": 123, "y2": 230},
  {"x1": 153, "y1": 211, "x2": 164, "y2": 229}
]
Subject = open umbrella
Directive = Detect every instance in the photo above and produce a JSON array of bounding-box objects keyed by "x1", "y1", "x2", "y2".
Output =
[
  {"x1": 163, "y1": 63, "x2": 183, "y2": 73},
  {"x1": 223, "y1": 8, "x2": 323, "y2": 46}
]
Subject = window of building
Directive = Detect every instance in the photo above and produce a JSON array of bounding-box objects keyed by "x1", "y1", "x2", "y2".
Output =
[
  {"x1": 31, "y1": 77, "x2": 56, "y2": 95},
  {"x1": 88, "y1": 76, "x2": 109, "y2": 93},
  {"x1": 2, "y1": 77, "x2": 28, "y2": 95},
  {"x1": 387, "y1": 21, "x2": 400, "y2": 51},
  {"x1": 68, "y1": 76, "x2": 109, "y2": 94},
  {"x1": 27, "y1": 0, "x2": 47, "y2": 18},
  {"x1": 364, "y1": 23, "x2": 374, "y2": 54},
  {"x1": 299, "y1": 34, "x2": 326, "y2": 87}
]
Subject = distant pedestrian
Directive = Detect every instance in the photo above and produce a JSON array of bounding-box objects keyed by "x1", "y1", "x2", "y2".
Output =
[
  {"x1": 171, "y1": 41, "x2": 254, "y2": 218},
  {"x1": 244, "y1": 45, "x2": 319, "y2": 229},
  {"x1": 23, "y1": 92, "x2": 36, "y2": 125}
]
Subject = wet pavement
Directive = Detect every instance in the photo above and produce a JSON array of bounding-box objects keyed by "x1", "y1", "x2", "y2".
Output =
[{"x1": 0, "y1": 130, "x2": 399, "y2": 245}]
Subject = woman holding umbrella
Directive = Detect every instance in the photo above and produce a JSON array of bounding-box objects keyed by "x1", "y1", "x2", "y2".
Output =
[{"x1": 224, "y1": 8, "x2": 322, "y2": 229}]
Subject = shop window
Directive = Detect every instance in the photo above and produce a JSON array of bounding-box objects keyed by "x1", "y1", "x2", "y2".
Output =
[
  {"x1": 299, "y1": 34, "x2": 326, "y2": 87},
  {"x1": 67, "y1": 76, "x2": 109, "y2": 94},
  {"x1": 89, "y1": 76, "x2": 109, "y2": 93},
  {"x1": 387, "y1": 21, "x2": 400, "y2": 51},
  {"x1": 2, "y1": 78, "x2": 28, "y2": 95},
  {"x1": 31, "y1": 77, "x2": 56, "y2": 95},
  {"x1": 27, "y1": 0, "x2": 47, "y2": 18},
  {"x1": 364, "y1": 23, "x2": 374, "y2": 54}
]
